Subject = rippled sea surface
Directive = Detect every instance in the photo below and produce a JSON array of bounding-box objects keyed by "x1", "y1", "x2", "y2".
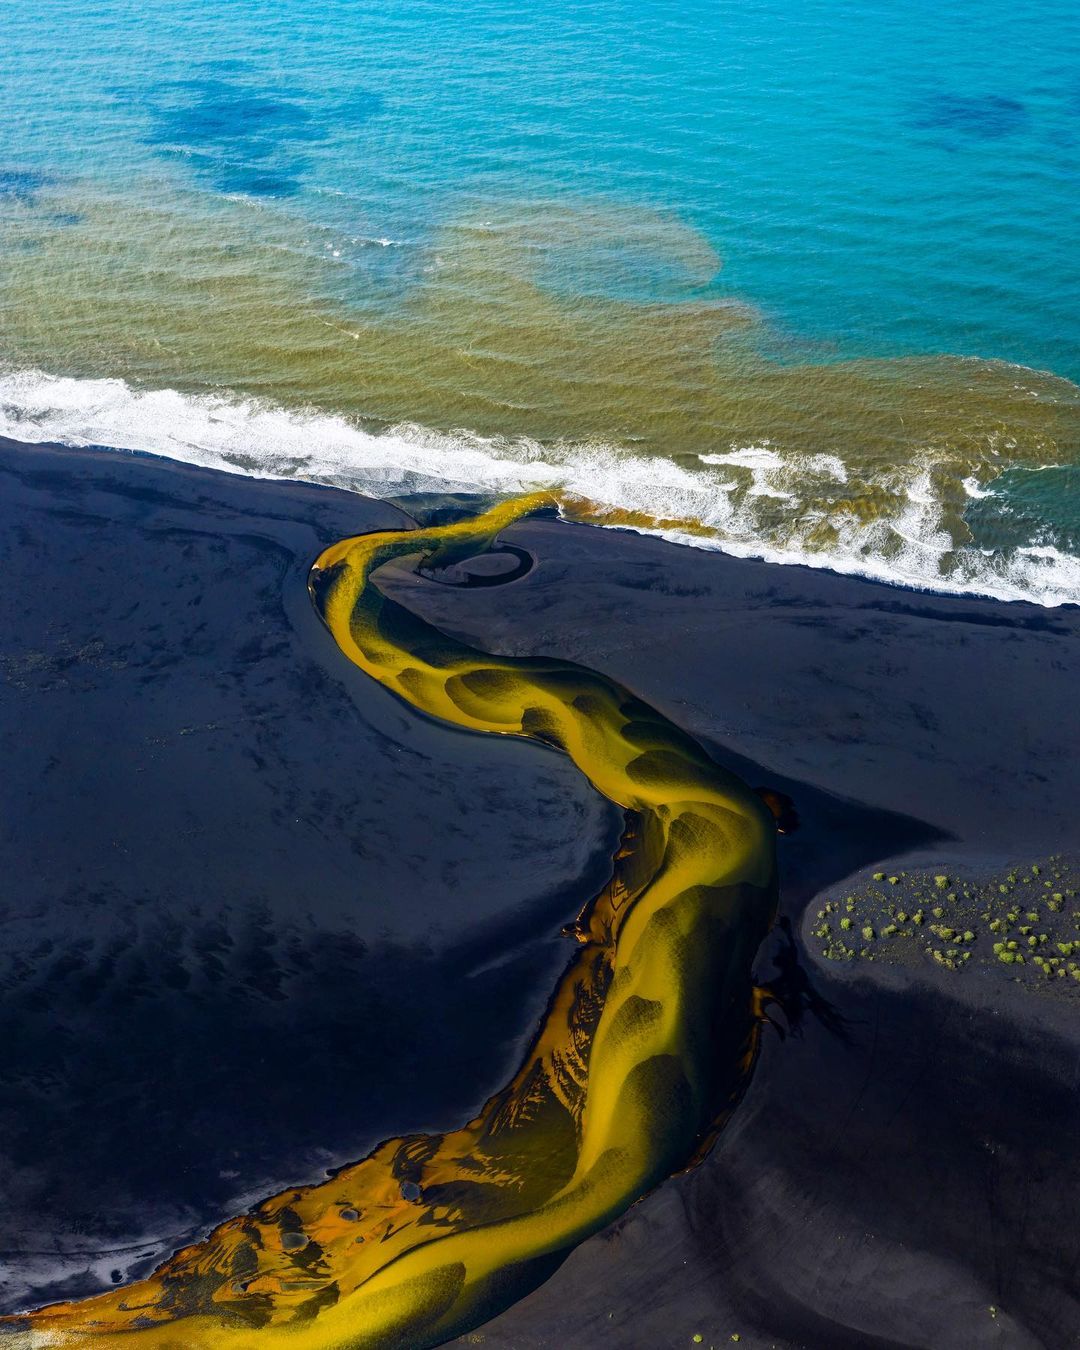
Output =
[{"x1": 2, "y1": 0, "x2": 1078, "y2": 600}]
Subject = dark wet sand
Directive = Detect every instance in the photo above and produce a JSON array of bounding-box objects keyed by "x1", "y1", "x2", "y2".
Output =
[{"x1": 2, "y1": 436, "x2": 1079, "y2": 1347}]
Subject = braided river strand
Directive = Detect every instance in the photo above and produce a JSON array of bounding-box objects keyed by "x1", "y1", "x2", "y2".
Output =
[{"x1": 3, "y1": 495, "x2": 777, "y2": 1350}]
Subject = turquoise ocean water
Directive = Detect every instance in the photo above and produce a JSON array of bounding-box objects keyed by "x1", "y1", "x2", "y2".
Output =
[{"x1": 1, "y1": 0, "x2": 1078, "y2": 600}]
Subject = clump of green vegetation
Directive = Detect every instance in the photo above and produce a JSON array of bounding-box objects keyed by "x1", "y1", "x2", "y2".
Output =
[{"x1": 810, "y1": 853, "x2": 1080, "y2": 995}]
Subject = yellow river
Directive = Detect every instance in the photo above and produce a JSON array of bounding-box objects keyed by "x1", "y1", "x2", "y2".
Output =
[{"x1": 4, "y1": 495, "x2": 777, "y2": 1350}]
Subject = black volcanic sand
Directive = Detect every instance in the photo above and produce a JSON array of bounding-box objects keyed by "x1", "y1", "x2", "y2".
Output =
[
  {"x1": 2, "y1": 440, "x2": 1080, "y2": 1347},
  {"x1": 385, "y1": 516, "x2": 1080, "y2": 1349}
]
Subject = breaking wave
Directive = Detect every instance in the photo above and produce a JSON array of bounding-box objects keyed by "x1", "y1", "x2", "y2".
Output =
[{"x1": 1, "y1": 367, "x2": 1078, "y2": 607}]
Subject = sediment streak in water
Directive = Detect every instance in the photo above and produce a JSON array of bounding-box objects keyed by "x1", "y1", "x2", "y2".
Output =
[{"x1": 5, "y1": 495, "x2": 777, "y2": 1349}]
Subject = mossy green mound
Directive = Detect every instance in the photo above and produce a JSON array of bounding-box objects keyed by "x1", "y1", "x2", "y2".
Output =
[{"x1": 811, "y1": 855, "x2": 1080, "y2": 988}]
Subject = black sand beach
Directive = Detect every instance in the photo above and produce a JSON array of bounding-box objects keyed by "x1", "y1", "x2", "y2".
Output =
[{"x1": 2, "y1": 435, "x2": 1079, "y2": 1347}]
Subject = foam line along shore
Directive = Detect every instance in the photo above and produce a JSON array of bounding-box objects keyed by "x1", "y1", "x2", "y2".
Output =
[{"x1": 1, "y1": 368, "x2": 1078, "y2": 606}]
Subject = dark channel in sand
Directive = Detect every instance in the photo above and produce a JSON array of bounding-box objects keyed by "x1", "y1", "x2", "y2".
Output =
[{"x1": 2, "y1": 437, "x2": 1079, "y2": 1345}]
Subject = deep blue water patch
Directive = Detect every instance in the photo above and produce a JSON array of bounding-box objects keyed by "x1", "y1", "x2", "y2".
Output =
[
  {"x1": 0, "y1": 167, "x2": 52, "y2": 203},
  {"x1": 910, "y1": 93, "x2": 1029, "y2": 139},
  {"x1": 123, "y1": 70, "x2": 383, "y2": 198}
]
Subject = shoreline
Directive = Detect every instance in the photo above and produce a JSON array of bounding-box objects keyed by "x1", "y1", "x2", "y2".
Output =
[
  {"x1": 2, "y1": 434, "x2": 1079, "y2": 1345},
  {"x1": 3, "y1": 380, "x2": 1078, "y2": 607}
]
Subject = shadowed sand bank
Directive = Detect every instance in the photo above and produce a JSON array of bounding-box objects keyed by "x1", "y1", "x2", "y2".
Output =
[{"x1": 1, "y1": 436, "x2": 1079, "y2": 1347}]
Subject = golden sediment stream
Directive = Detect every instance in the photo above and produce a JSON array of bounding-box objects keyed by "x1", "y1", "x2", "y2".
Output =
[{"x1": 4, "y1": 495, "x2": 777, "y2": 1349}]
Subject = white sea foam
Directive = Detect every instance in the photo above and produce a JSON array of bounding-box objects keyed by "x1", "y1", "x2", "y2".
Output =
[
  {"x1": 962, "y1": 474, "x2": 994, "y2": 499},
  {"x1": 1, "y1": 368, "x2": 1077, "y2": 607},
  {"x1": 699, "y1": 445, "x2": 784, "y2": 471},
  {"x1": 701, "y1": 446, "x2": 848, "y2": 475}
]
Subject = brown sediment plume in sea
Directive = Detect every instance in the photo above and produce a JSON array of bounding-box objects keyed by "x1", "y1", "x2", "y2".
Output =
[
  {"x1": 1, "y1": 193, "x2": 1076, "y2": 531},
  {"x1": 3, "y1": 191, "x2": 1078, "y2": 602},
  {"x1": 4, "y1": 494, "x2": 777, "y2": 1348}
]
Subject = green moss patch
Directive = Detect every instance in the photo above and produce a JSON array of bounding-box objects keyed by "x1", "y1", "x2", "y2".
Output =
[{"x1": 810, "y1": 854, "x2": 1080, "y2": 996}]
